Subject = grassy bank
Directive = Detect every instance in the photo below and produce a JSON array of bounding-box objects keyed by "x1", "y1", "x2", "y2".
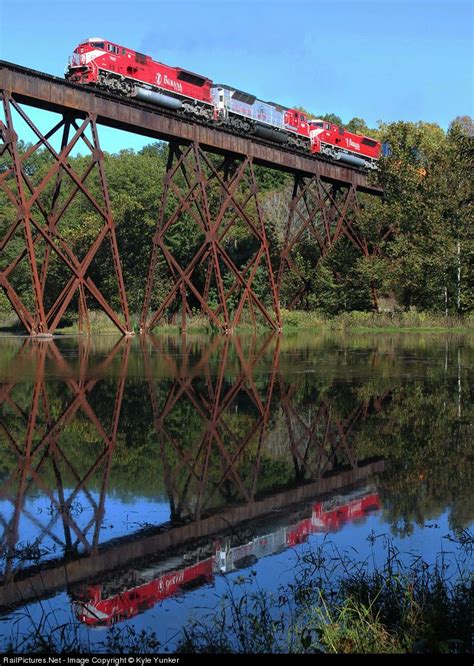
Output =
[
  {"x1": 1, "y1": 309, "x2": 473, "y2": 336},
  {"x1": 3, "y1": 534, "x2": 471, "y2": 654},
  {"x1": 280, "y1": 309, "x2": 474, "y2": 332}
]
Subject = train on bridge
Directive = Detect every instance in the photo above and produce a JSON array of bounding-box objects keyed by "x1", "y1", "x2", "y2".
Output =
[{"x1": 66, "y1": 38, "x2": 383, "y2": 170}]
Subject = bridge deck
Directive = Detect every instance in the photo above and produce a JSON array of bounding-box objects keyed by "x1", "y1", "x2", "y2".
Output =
[{"x1": 0, "y1": 61, "x2": 382, "y2": 195}]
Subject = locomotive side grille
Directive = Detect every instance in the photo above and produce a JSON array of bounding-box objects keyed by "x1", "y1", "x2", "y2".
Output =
[
  {"x1": 231, "y1": 89, "x2": 257, "y2": 105},
  {"x1": 177, "y1": 69, "x2": 208, "y2": 87}
]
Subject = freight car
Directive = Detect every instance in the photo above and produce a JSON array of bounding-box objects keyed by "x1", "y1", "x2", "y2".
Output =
[{"x1": 66, "y1": 37, "x2": 381, "y2": 169}]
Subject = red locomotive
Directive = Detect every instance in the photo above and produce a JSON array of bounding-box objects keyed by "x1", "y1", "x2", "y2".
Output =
[
  {"x1": 66, "y1": 37, "x2": 381, "y2": 169},
  {"x1": 308, "y1": 120, "x2": 381, "y2": 169}
]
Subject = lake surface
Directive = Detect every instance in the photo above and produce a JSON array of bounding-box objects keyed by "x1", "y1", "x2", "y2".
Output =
[{"x1": 0, "y1": 331, "x2": 472, "y2": 652}]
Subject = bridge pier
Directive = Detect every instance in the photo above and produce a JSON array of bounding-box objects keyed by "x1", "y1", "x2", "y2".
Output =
[
  {"x1": 277, "y1": 175, "x2": 365, "y2": 310},
  {"x1": 140, "y1": 141, "x2": 281, "y2": 333},
  {"x1": 0, "y1": 93, "x2": 132, "y2": 336}
]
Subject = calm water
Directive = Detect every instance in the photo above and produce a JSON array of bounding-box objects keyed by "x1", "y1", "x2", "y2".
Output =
[{"x1": 0, "y1": 331, "x2": 472, "y2": 651}]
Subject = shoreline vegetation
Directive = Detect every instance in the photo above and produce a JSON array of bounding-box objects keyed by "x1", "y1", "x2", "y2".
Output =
[
  {"x1": 3, "y1": 534, "x2": 471, "y2": 655},
  {"x1": 1, "y1": 309, "x2": 473, "y2": 336}
]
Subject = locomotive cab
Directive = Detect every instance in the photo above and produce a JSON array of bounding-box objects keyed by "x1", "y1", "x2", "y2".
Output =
[
  {"x1": 308, "y1": 119, "x2": 332, "y2": 135},
  {"x1": 66, "y1": 38, "x2": 107, "y2": 83},
  {"x1": 284, "y1": 110, "x2": 309, "y2": 137}
]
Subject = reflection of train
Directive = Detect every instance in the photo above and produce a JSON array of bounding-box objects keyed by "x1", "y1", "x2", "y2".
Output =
[
  {"x1": 75, "y1": 557, "x2": 215, "y2": 626},
  {"x1": 217, "y1": 490, "x2": 380, "y2": 572},
  {"x1": 65, "y1": 37, "x2": 382, "y2": 169},
  {"x1": 73, "y1": 489, "x2": 380, "y2": 626}
]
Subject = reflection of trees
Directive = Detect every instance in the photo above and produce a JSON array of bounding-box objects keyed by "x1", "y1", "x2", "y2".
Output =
[{"x1": 358, "y1": 377, "x2": 473, "y2": 536}]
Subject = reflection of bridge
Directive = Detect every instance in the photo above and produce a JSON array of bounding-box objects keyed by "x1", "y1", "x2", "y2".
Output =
[
  {"x1": 143, "y1": 334, "x2": 388, "y2": 520},
  {"x1": 0, "y1": 336, "x2": 387, "y2": 608},
  {"x1": 0, "y1": 338, "x2": 131, "y2": 580},
  {"x1": 0, "y1": 61, "x2": 383, "y2": 336}
]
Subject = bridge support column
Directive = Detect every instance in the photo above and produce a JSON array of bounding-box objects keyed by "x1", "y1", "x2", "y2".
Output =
[
  {"x1": 140, "y1": 141, "x2": 281, "y2": 333},
  {"x1": 278, "y1": 174, "x2": 364, "y2": 310},
  {"x1": 0, "y1": 93, "x2": 132, "y2": 335}
]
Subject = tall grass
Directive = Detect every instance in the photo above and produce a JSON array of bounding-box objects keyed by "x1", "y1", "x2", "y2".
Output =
[
  {"x1": 1, "y1": 307, "x2": 473, "y2": 336},
  {"x1": 176, "y1": 534, "x2": 472, "y2": 654}
]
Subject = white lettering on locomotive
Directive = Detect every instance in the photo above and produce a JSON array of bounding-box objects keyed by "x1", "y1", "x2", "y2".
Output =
[
  {"x1": 347, "y1": 138, "x2": 360, "y2": 149},
  {"x1": 154, "y1": 74, "x2": 183, "y2": 93},
  {"x1": 155, "y1": 72, "x2": 183, "y2": 93}
]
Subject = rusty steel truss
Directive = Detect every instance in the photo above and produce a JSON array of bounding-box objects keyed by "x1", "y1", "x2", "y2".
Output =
[
  {"x1": 0, "y1": 62, "x2": 382, "y2": 335},
  {"x1": 278, "y1": 175, "x2": 371, "y2": 310},
  {"x1": 0, "y1": 94, "x2": 132, "y2": 336},
  {"x1": 140, "y1": 143, "x2": 282, "y2": 333}
]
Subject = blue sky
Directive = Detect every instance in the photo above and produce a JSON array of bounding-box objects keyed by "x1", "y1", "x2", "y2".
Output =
[{"x1": 1, "y1": 0, "x2": 472, "y2": 152}]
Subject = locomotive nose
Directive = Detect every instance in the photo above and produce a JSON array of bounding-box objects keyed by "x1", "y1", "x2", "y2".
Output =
[
  {"x1": 65, "y1": 56, "x2": 91, "y2": 82},
  {"x1": 65, "y1": 51, "x2": 91, "y2": 79}
]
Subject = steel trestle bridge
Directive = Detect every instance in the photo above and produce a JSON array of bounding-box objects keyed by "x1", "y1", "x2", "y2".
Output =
[{"x1": 0, "y1": 61, "x2": 383, "y2": 335}]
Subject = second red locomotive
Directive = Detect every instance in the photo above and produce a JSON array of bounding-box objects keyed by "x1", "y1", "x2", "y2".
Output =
[{"x1": 66, "y1": 37, "x2": 381, "y2": 169}]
